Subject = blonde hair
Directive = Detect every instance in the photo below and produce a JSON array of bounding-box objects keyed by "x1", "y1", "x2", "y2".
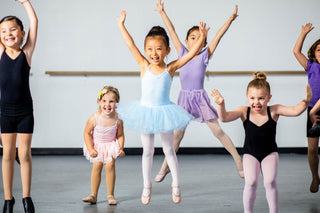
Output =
[
  {"x1": 246, "y1": 72, "x2": 270, "y2": 94},
  {"x1": 97, "y1": 86, "x2": 120, "y2": 103}
]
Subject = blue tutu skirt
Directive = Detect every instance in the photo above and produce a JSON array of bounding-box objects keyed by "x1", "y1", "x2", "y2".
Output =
[{"x1": 117, "y1": 101, "x2": 193, "y2": 134}]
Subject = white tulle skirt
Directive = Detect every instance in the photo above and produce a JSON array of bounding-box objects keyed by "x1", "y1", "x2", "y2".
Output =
[{"x1": 83, "y1": 140, "x2": 120, "y2": 164}]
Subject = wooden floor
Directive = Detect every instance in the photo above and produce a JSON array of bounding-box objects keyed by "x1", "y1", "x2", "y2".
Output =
[{"x1": 0, "y1": 154, "x2": 319, "y2": 213}]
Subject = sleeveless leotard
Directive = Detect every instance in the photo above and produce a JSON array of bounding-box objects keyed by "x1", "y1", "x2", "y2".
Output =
[
  {"x1": 177, "y1": 45, "x2": 218, "y2": 122},
  {"x1": 243, "y1": 107, "x2": 278, "y2": 162},
  {"x1": 83, "y1": 114, "x2": 120, "y2": 164},
  {"x1": 118, "y1": 66, "x2": 193, "y2": 134},
  {"x1": 0, "y1": 50, "x2": 33, "y2": 116}
]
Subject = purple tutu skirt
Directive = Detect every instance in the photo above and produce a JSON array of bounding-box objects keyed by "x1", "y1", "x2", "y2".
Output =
[{"x1": 177, "y1": 89, "x2": 218, "y2": 123}]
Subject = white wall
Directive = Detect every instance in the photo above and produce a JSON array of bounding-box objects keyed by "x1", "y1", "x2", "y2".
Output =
[{"x1": 1, "y1": 0, "x2": 319, "y2": 148}]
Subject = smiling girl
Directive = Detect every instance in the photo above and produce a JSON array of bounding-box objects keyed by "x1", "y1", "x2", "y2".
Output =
[
  {"x1": 211, "y1": 72, "x2": 312, "y2": 213},
  {"x1": 82, "y1": 86, "x2": 125, "y2": 205}
]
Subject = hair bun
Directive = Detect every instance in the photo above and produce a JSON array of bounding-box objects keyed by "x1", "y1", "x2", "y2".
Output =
[{"x1": 253, "y1": 72, "x2": 266, "y2": 81}]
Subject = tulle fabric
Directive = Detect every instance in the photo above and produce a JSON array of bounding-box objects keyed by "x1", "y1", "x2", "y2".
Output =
[
  {"x1": 117, "y1": 101, "x2": 193, "y2": 134},
  {"x1": 83, "y1": 140, "x2": 120, "y2": 164},
  {"x1": 177, "y1": 89, "x2": 218, "y2": 123}
]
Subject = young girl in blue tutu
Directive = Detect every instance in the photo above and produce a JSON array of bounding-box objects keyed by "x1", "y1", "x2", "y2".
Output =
[{"x1": 117, "y1": 10, "x2": 208, "y2": 204}]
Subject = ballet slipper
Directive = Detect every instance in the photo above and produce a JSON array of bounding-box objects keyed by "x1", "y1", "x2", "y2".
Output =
[
  {"x1": 154, "y1": 168, "x2": 170, "y2": 182},
  {"x1": 141, "y1": 183, "x2": 152, "y2": 205},
  {"x1": 82, "y1": 194, "x2": 97, "y2": 204},
  {"x1": 235, "y1": 159, "x2": 244, "y2": 178},
  {"x1": 310, "y1": 178, "x2": 320, "y2": 193},
  {"x1": 107, "y1": 195, "x2": 117, "y2": 205},
  {"x1": 171, "y1": 185, "x2": 181, "y2": 204}
]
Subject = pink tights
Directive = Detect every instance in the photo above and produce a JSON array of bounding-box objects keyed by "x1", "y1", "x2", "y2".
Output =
[
  {"x1": 141, "y1": 132, "x2": 179, "y2": 187},
  {"x1": 243, "y1": 152, "x2": 279, "y2": 213}
]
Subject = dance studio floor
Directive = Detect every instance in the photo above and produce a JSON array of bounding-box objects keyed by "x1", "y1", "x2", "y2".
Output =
[{"x1": 0, "y1": 153, "x2": 319, "y2": 213}]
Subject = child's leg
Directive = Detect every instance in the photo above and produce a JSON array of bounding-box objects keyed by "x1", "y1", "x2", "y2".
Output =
[
  {"x1": 307, "y1": 137, "x2": 320, "y2": 193},
  {"x1": 105, "y1": 159, "x2": 116, "y2": 196},
  {"x1": 261, "y1": 152, "x2": 279, "y2": 213},
  {"x1": 1, "y1": 133, "x2": 17, "y2": 200},
  {"x1": 155, "y1": 129, "x2": 185, "y2": 182},
  {"x1": 243, "y1": 154, "x2": 260, "y2": 213},
  {"x1": 206, "y1": 119, "x2": 244, "y2": 177},
  {"x1": 91, "y1": 162, "x2": 103, "y2": 197},
  {"x1": 17, "y1": 133, "x2": 33, "y2": 198}
]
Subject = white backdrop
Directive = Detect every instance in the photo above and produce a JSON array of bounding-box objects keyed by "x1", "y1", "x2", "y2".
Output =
[{"x1": 1, "y1": 0, "x2": 319, "y2": 148}]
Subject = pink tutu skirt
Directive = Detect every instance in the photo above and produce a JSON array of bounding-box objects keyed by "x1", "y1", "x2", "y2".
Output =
[
  {"x1": 83, "y1": 140, "x2": 120, "y2": 164},
  {"x1": 177, "y1": 89, "x2": 218, "y2": 123}
]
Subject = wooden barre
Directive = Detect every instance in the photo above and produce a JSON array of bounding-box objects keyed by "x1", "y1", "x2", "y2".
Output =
[{"x1": 45, "y1": 71, "x2": 306, "y2": 76}]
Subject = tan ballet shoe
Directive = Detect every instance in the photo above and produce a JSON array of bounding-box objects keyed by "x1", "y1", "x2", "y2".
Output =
[
  {"x1": 107, "y1": 195, "x2": 118, "y2": 205},
  {"x1": 82, "y1": 194, "x2": 97, "y2": 204},
  {"x1": 172, "y1": 185, "x2": 181, "y2": 204},
  {"x1": 141, "y1": 184, "x2": 152, "y2": 205},
  {"x1": 310, "y1": 178, "x2": 320, "y2": 193},
  {"x1": 154, "y1": 168, "x2": 170, "y2": 182}
]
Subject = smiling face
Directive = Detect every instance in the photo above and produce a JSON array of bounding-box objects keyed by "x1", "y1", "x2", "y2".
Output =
[
  {"x1": 145, "y1": 36, "x2": 170, "y2": 67},
  {"x1": 99, "y1": 92, "x2": 117, "y2": 116},
  {"x1": 0, "y1": 20, "x2": 25, "y2": 49},
  {"x1": 246, "y1": 87, "x2": 272, "y2": 113}
]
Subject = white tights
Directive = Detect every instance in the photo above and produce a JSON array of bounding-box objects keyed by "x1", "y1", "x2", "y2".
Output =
[
  {"x1": 141, "y1": 132, "x2": 179, "y2": 188},
  {"x1": 243, "y1": 152, "x2": 279, "y2": 213}
]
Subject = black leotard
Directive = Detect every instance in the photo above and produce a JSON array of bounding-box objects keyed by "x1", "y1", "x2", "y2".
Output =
[
  {"x1": 0, "y1": 50, "x2": 33, "y2": 116},
  {"x1": 243, "y1": 107, "x2": 278, "y2": 162}
]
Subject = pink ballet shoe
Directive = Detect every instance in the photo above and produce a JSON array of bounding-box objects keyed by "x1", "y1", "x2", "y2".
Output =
[
  {"x1": 141, "y1": 183, "x2": 152, "y2": 205},
  {"x1": 172, "y1": 185, "x2": 181, "y2": 204},
  {"x1": 107, "y1": 195, "x2": 117, "y2": 205},
  {"x1": 82, "y1": 194, "x2": 97, "y2": 204},
  {"x1": 154, "y1": 168, "x2": 170, "y2": 182},
  {"x1": 310, "y1": 178, "x2": 320, "y2": 193}
]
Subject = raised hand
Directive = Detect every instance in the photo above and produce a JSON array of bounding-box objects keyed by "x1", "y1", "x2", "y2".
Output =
[
  {"x1": 15, "y1": 0, "x2": 28, "y2": 4},
  {"x1": 301, "y1": 23, "x2": 314, "y2": 35},
  {"x1": 230, "y1": 5, "x2": 239, "y2": 20},
  {"x1": 210, "y1": 89, "x2": 224, "y2": 105},
  {"x1": 199, "y1": 21, "x2": 210, "y2": 39},
  {"x1": 117, "y1": 10, "x2": 127, "y2": 26},
  {"x1": 155, "y1": 0, "x2": 164, "y2": 13}
]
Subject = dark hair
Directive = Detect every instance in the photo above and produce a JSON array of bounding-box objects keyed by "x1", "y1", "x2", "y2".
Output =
[
  {"x1": 186, "y1": 26, "x2": 207, "y2": 43},
  {"x1": 0, "y1": 16, "x2": 24, "y2": 31},
  {"x1": 247, "y1": 72, "x2": 271, "y2": 94},
  {"x1": 144, "y1": 26, "x2": 169, "y2": 49},
  {"x1": 308, "y1": 39, "x2": 320, "y2": 63}
]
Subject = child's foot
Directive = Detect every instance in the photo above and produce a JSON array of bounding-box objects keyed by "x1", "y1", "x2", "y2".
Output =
[
  {"x1": 310, "y1": 178, "x2": 320, "y2": 193},
  {"x1": 171, "y1": 185, "x2": 181, "y2": 204},
  {"x1": 141, "y1": 183, "x2": 152, "y2": 205},
  {"x1": 235, "y1": 159, "x2": 244, "y2": 178},
  {"x1": 154, "y1": 168, "x2": 170, "y2": 182},
  {"x1": 82, "y1": 194, "x2": 97, "y2": 204},
  {"x1": 107, "y1": 195, "x2": 117, "y2": 205}
]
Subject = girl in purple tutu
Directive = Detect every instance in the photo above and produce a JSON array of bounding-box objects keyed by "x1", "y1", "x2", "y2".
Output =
[
  {"x1": 293, "y1": 23, "x2": 320, "y2": 192},
  {"x1": 82, "y1": 86, "x2": 125, "y2": 205},
  {"x1": 154, "y1": 0, "x2": 243, "y2": 182}
]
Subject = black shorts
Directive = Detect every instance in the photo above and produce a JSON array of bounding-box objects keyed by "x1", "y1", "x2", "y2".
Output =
[
  {"x1": 307, "y1": 106, "x2": 320, "y2": 138},
  {"x1": 1, "y1": 113, "x2": 34, "y2": 134}
]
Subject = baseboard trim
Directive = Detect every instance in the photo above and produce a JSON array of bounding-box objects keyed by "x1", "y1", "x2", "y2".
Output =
[{"x1": 0, "y1": 147, "x2": 314, "y2": 155}]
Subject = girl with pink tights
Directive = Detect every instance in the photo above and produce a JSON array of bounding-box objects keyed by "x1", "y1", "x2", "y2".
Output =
[{"x1": 211, "y1": 72, "x2": 312, "y2": 213}]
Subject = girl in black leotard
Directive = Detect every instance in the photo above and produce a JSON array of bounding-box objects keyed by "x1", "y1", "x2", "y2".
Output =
[
  {"x1": 211, "y1": 72, "x2": 312, "y2": 213},
  {"x1": 0, "y1": 0, "x2": 38, "y2": 212}
]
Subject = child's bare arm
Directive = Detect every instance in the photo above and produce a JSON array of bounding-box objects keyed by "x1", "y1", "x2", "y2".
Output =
[{"x1": 117, "y1": 120, "x2": 125, "y2": 157}]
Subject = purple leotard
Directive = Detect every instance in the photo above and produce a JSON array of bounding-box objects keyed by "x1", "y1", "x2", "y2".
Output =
[
  {"x1": 177, "y1": 45, "x2": 218, "y2": 122},
  {"x1": 306, "y1": 60, "x2": 320, "y2": 107}
]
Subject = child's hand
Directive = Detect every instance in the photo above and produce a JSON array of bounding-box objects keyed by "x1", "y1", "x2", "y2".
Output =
[
  {"x1": 117, "y1": 10, "x2": 127, "y2": 26},
  {"x1": 15, "y1": 0, "x2": 28, "y2": 4},
  {"x1": 230, "y1": 5, "x2": 239, "y2": 21},
  {"x1": 301, "y1": 23, "x2": 314, "y2": 35},
  {"x1": 211, "y1": 89, "x2": 224, "y2": 105},
  {"x1": 118, "y1": 149, "x2": 125, "y2": 158},
  {"x1": 89, "y1": 149, "x2": 98, "y2": 158},
  {"x1": 304, "y1": 84, "x2": 312, "y2": 104},
  {"x1": 155, "y1": 0, "x2": 164, "y2": 14},
  {"x1": 199, "y1": 22, "x2": 209, "y2": 40}
]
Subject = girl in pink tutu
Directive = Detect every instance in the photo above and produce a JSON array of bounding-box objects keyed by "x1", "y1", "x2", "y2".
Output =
[
  {"x1": 82, "y1": 86, "x2": 125, "y2": 205},
  {"x1": 154, "y1": 0, "x2": 243, "y2": 182}
]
